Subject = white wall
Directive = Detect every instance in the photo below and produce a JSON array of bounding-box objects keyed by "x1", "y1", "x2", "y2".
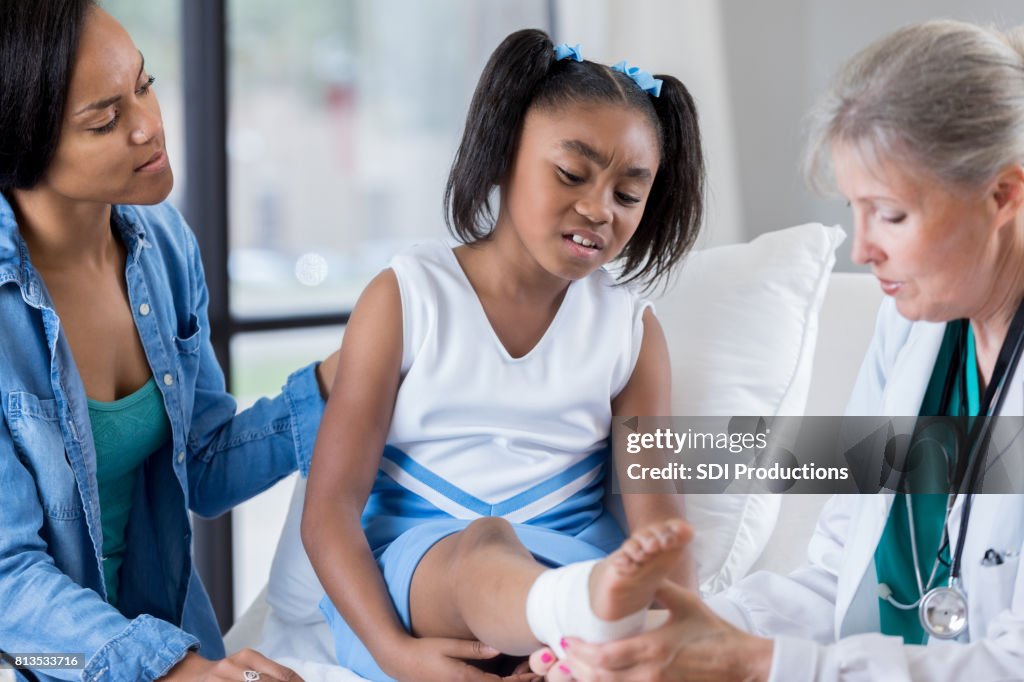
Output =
[
  {"x1": 722, "y1": 0, "x2": 1024, "y2": 269},
  {"x1": 559, "y1": 0, "x2": 1024, "y2": 264}
]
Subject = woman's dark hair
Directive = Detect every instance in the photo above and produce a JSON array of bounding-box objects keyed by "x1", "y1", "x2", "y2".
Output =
[
  {"x1": 444, "y1": 28, "x2": 705, "y2": 289},
  {"x1": 0, "y1": 0, "x2": 94, "y2": 192}
]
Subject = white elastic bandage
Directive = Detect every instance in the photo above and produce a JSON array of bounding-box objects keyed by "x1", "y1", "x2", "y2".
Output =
[{"x1": 525, "y1": 559, "x2": 649, "y2": 658}]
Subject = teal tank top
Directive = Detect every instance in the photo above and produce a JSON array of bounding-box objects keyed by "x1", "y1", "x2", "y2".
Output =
[
  {"x1": 874, "y1": 322, "x2": 980, "y2": 644},
  {"x1": 88, "y1": 377, "x2": 171, "y2": 607}
]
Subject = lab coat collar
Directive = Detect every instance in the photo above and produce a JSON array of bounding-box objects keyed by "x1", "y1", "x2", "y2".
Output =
[
  {"x1": 882, "y1": 320, "x2": 945, "y2": 416},
  {"x1": 879, "y1": 313, "x2": 1024, "y2": 416}
]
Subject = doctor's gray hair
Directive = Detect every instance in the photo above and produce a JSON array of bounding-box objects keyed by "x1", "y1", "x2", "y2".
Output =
[{"x1": 804, "y1": 20, "x2": 1024, "y2": 194}]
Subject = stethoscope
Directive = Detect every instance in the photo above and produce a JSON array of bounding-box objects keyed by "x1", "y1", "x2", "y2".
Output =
[{"x1": 878, "y1": 299, "x2": 1024, "y2": 640}]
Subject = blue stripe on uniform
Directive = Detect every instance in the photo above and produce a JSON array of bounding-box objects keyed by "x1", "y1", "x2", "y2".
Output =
[{"x1": 380, "y1": 444, "x2": 609, "y2": 517}]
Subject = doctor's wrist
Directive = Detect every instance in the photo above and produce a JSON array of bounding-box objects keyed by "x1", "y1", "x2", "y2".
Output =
[{"x1": 737, "y1": 635, "x2": 773, "y2": 682}]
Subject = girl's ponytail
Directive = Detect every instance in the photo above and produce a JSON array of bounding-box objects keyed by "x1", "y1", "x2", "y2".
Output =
[
  {"x1": 619, "y1": 75, "x2": 705, "y2": 290},
  {"x1": 445, "y1": 29, "x2": 555, "y2": 242}
]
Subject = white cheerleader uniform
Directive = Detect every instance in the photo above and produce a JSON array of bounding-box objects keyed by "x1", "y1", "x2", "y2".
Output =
[{"x1": 321, "y1": 241, "x2": 651, "y2": 680}]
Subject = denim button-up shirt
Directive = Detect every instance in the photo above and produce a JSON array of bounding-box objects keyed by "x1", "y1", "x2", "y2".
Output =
[{"x1": 0, "y1": 194, "x2": 325, "y2": 681}]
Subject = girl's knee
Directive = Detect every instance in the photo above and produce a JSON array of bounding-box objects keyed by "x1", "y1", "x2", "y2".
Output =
[{"x1": 457, "y1": 517, "x2": 518, "y2": 552}]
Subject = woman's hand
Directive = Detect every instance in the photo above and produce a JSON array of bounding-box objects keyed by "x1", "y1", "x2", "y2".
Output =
[
  {"x1": 379, "y1": 636, "x2": 535, "y2": 682},
  {"x1": 162, "y1": 650, "x2": 303, "y2": 681},
  {"x1": 529, "y1": 583, "x2": 774, "y2": 681}
]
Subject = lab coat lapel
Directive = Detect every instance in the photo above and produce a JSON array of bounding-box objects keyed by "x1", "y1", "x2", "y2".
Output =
[
  {"x1": 836, "y1": 493, "x2": 892, "y2": 637},
  {"x1": 983, "y1": 366, "x2": 1024, "y2": 488},
  {"x1": 882, "y1": 321, "x2": 946, "y2": 416},
  {"x1": 1001, "y1": 362, "x2": 1024, "y2": 417},
  {"x1": 837, "y1": 319, "x2": 944, "y2": 634},
  {"x1": 945, "y1": 492, "x2": 966, "y2": 571}
]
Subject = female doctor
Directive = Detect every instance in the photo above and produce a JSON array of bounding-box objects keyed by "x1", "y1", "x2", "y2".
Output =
[{"x1": 534, "y1": 19, "x2": 1024, "y2": 682}]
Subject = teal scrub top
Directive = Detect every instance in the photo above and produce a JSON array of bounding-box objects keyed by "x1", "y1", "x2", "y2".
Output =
[{"x1": 874, "y1": 322, "x2": 980, "y2": 644}]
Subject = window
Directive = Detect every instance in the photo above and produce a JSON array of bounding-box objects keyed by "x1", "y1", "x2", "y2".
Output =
[{"x1": 227, "y1": 0, "x2": 552, "y2": 317}]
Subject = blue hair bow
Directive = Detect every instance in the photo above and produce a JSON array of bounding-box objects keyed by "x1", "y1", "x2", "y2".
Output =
[
  {"x1": 554, "y1": 43, "x2": 583, "y2": 62},
  {"x1": 611, "y1": 60, "x2": 663, "y2": 97}
]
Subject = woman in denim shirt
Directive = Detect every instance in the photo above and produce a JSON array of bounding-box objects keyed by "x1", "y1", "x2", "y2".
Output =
[{"x1": 0, "y1": 2, "x2": 336, "y2": 680}]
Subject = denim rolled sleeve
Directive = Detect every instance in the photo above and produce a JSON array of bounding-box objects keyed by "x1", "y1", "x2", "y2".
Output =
[
  {"x1": 80, "y1": 616, "x2": 198, "y2": 682},
  {"x1": 185, "y1": 361, "x2": 325, "y2": 518}
]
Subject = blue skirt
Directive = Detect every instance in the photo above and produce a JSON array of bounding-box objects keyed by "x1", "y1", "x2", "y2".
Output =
[{"x1": 320, "y1": 472, "x2": 623, "y2": 681}]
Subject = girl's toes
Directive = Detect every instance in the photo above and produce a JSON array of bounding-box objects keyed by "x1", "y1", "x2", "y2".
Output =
[{"x1": 528, "y1": 647, "x2": 558, "y2": 674}]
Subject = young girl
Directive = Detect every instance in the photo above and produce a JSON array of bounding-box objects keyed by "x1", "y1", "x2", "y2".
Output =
[{"x1": 302, "y1": 28, "x2": 705, "y2": 682}]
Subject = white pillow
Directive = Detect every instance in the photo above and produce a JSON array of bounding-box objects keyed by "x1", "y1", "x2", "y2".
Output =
[
  {"x1": 653, "y1": 223, "x2": 844, "y2": 595},
  {"x1": 266, "y1": 476, "x2": 325, "y2": 625}
]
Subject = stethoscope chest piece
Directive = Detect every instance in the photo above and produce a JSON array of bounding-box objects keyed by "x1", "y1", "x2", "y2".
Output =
[{"x1": 919, "y1": 584, "x2": 968, "y2": 639}]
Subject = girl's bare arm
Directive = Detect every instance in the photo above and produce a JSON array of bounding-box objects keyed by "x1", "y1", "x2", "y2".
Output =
[
  {"x1": 301, "y1": 269, "x2": 410, "y2": 661},
  {"x1": 611, "y1": 308, "x2": 697, "y2": 590}
]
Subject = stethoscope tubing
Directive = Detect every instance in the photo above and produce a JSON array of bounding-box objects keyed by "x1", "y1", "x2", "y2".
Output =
[{"x1": 943, "y1": 300, "x2": 1024, "y2": 583}]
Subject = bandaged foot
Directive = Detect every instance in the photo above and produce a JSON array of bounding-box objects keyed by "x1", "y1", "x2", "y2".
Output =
[{"x1": 525, "y1": 518, "x2": 690, "y2": 657}]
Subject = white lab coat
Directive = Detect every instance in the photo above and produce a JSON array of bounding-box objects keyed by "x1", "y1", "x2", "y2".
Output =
[{"x1": 708, "y1": 297, "x2": 1024, "y2": 680}]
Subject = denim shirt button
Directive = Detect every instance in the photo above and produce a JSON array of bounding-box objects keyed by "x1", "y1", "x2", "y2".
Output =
[
  {"x1": 163, "y1": 373, "x2": 174, "y2": 386},
  {"x1": 177, "y1": 451, "x2": 185, "y2": 464},
  {"x1": 139, "y1": 303, "x2": 151, "y2": 316}
]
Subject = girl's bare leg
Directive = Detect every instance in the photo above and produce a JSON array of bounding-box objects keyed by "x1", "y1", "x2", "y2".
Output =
[{"x1": 408, "y1": 517, "x2": 691, "y2": 655}]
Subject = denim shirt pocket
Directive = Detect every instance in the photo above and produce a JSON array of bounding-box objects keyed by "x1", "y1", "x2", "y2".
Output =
[
  {"x1": 5, "y1": 392, "x2": 84, "y2": 521},
  {"x1": 173, "y1": 313, "x2": 202, "y2": 356},
  {"x1": 173, "y1": 313, "x2": 202, "y2": 420}
]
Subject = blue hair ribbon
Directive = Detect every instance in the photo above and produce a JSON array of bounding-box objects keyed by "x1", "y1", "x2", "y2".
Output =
[
  {"x1": 611, "y1": 60, "x2": 663, "y2": 97},
  {"x1": 554, "y1": 43, "x2": 583, "y2": 62}
]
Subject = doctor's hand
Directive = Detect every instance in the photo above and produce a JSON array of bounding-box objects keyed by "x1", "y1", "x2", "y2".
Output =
[{"x1": 531, "y1": 583, "x2": 774, "y2": 682}]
